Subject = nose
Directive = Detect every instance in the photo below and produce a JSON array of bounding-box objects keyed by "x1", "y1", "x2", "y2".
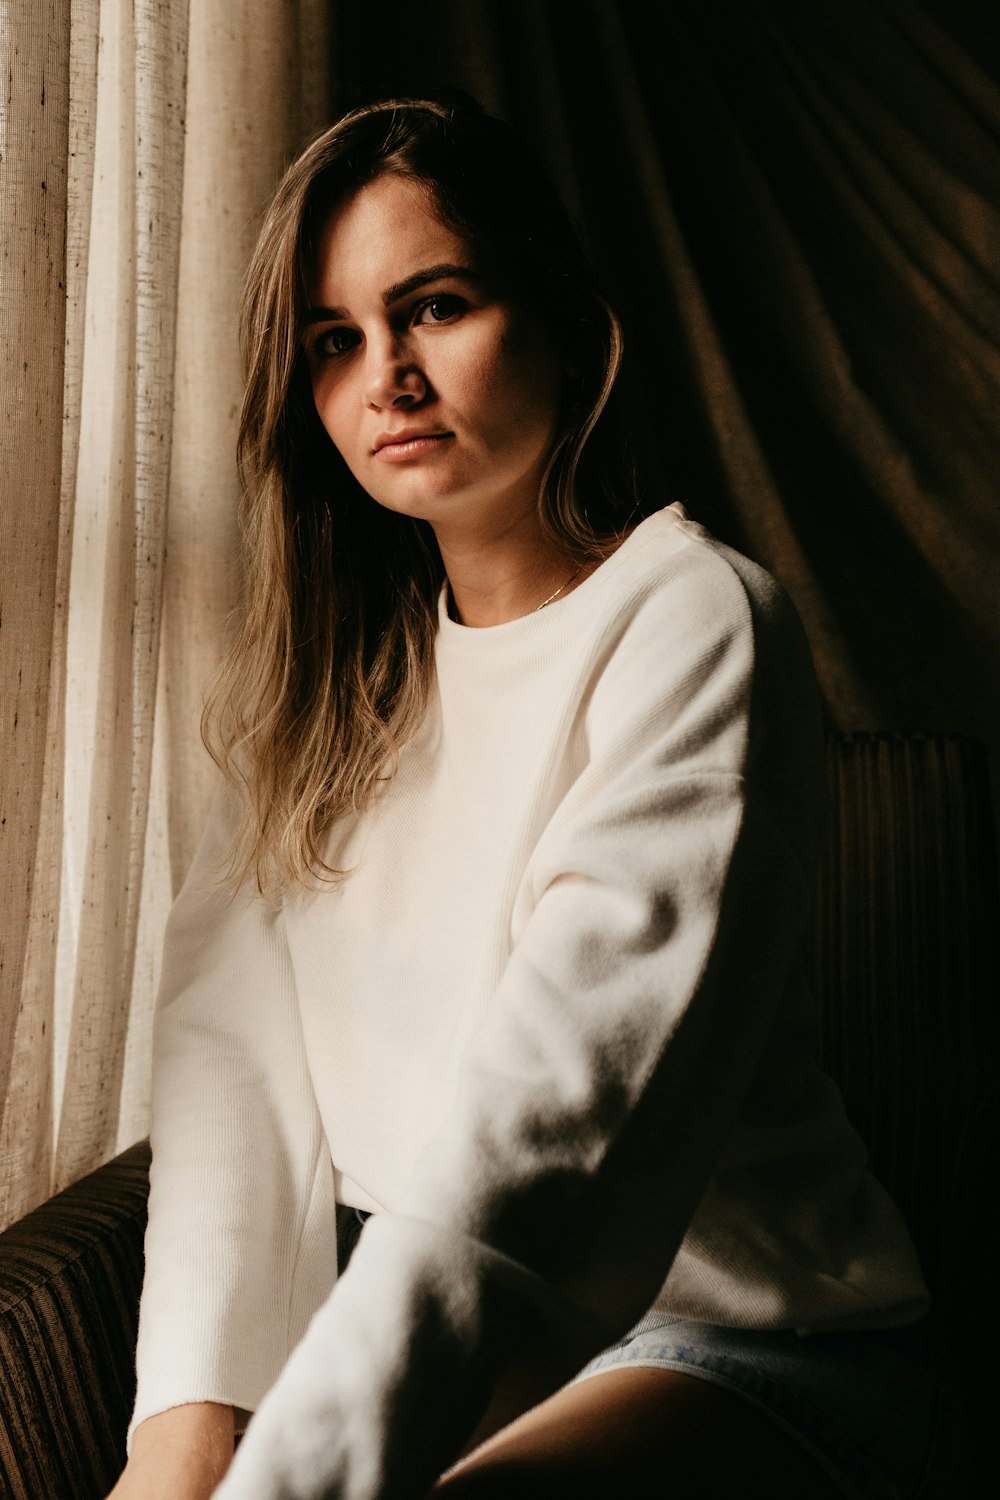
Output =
[{"x1": 364, "y1": 332, "x2": 427, "y2": 410}]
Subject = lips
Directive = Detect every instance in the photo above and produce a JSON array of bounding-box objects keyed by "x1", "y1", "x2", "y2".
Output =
[{"x1": 372, "y1": 429, "x2": 452, "y2": 455}]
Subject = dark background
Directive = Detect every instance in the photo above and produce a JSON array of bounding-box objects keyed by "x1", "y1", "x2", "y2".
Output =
[{"x1": 324, "y1": 0, "x2": 1000, "y2": 810}]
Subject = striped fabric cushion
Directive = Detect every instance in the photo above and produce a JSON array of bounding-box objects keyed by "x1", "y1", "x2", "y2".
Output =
[
  {"x1": 808, "y1": 734, "x2": 999, "y2": 1298},
  {"x1": 807, "y1": 733, "x2": 998, "y2": 1474},
  {"x1": 0, "y1": 1141, "x2": 150, "y2": 1500}
]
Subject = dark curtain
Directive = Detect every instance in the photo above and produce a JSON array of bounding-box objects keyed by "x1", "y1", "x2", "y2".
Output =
[{"x1": 328, "y1": 0, "x2": 1000, "y2": 804}]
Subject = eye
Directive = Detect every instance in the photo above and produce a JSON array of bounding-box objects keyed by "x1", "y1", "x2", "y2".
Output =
[
  {"x1": 413, "y1": 294, "x2": 466, "y2": 326},
  {"x1": 312, "y1": 326, "x2": 359, "y2": 358}
]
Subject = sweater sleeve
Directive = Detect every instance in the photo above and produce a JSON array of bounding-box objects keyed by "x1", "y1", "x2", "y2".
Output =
[
  {"x1": 213, "y1": 554, "x2": 825, "y2": 1500},
  {"x1": 130, "y1": 785, "x2": 337, "y2": 1442}
]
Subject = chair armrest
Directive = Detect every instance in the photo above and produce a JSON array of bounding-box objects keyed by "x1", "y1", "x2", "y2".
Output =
[{"x1": 0, "y1": 1141, "x2": 150, "y2": 1500}]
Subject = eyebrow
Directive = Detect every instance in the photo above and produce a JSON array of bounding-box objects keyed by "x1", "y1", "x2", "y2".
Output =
[{"x1": 303, "y1": 263, "x2": 482, "y2": 324}]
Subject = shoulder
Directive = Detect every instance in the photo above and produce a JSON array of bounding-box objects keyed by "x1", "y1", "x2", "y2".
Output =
[
  {"x1": 587, "y1": 505, "x2": 804, "y2": 711},
  {"x1": 601, "y1": 504, "x2": 790, "y2": 643},
  {"x1": 580, "y1": 508, "x2": 822, "y2": 807}
]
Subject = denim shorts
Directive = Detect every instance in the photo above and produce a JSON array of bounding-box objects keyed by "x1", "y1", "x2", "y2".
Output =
[
  {"x1": 336, "y1": 1208, "x2": 954, "y2": 1497},
  {"x1": 571, "y1": 1309, "x2": 954, "y2": 1499}
]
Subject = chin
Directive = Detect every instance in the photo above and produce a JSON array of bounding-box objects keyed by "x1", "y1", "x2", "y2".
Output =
[
  {"x1": 367, "y1": 494, "x2": 445, "y2": 524},
  {"x1": 366, "y1": 483, "x2": 473, "y2": 525}
]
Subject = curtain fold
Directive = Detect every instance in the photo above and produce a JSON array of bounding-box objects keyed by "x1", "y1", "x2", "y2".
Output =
[
  {"x1": 582, "y1": 0, "x2": 875, "y2": 722},
  {"x1": 1, "y1": 0, "x2": 331, "y2": 1230},
  {"x1": 1, "y1": 0, "x2": 75, "y2": 1227},
  {"x1": 52, "y1": 0, "x2": 190, "y2": 1191},
  {"x1": 615, "y1": 0, "x2": 1000, "y2": 747}
]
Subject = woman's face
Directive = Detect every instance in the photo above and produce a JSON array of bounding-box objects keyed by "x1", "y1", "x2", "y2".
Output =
[{"x1": 302, "y1": 174, "x2": 567, "y2": 540}]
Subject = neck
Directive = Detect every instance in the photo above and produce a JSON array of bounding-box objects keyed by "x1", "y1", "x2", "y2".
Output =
[{"x1": 437, "y1": 521, "x2": 586, "y2": 627}]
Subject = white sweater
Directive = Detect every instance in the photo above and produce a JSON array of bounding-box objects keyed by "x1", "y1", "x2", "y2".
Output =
[{"x1": 133, "y1": 504, "x2": 927, "y2": 1499}]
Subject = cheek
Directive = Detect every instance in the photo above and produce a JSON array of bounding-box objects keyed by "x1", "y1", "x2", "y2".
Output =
[
  {"x1": 463, "y1": 330, "x2": 563, "y2": 451},
  {"x1": 312, "y1": 377, "x2": 356, "y2": 455}
]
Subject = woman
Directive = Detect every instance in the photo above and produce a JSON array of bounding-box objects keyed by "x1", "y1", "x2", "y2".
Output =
[{"x1": 111, "y1": 95, "x2": 937, "y2": 1500}]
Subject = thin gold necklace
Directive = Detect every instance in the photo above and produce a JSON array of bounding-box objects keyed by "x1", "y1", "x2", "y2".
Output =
[
  {"x1": 447, "y1": 563, "x2": 585, "y2": 623},
  {"x1": 535, "y1": 563, "x2": 584, "y2": 611}
]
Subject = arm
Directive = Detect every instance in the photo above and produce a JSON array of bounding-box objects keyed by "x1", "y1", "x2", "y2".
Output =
[
  {"x1": 108, "y1": 1405, "x2": 234, "y2": 1500},
  {"x1": 125, "y1": 786, "x2": 337, "y2": 1462},
  {"x1": 215, "y1": 557, "x2": 823, "y2": 1500}
]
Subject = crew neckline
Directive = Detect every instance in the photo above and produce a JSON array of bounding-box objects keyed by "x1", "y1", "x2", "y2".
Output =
[{"x1": 436, "y1": 505, "x2": 681, "y2": 648}]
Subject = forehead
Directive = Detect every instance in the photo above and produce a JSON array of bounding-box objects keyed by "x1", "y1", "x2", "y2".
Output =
[{"x1": 307, "y1": 174, "x2": 471, "y2": 306}]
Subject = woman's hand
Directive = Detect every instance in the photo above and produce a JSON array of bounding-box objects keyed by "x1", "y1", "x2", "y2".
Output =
[{"x1": 105, "y1": 1402, "x2": 235, "y2": 1500}]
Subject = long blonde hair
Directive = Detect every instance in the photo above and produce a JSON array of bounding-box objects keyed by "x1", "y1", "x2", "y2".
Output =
[{"x1": 206, "y1": 94, "x2": 643, "y2": 895}]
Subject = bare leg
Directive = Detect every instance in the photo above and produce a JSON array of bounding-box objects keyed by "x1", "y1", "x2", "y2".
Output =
[{"x1": 431, "y1": 1365, "x2": 844, "y2": 1498}]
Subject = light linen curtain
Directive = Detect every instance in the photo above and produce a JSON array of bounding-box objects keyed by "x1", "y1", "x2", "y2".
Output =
[{"x1": 0, "y1": 0, "x2": 330, "y2": 1231}]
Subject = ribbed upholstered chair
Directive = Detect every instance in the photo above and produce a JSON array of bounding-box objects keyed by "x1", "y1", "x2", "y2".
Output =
[
  {"x1": 1, "y1": 734, "x2": 996, "y2": 1498},
  {"x1": 0, "y1": 1142, "x2": 149, "y2": 1498},
  {"x1": 807, "y1": 734, "x2": 998, "y2": 1496}
]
